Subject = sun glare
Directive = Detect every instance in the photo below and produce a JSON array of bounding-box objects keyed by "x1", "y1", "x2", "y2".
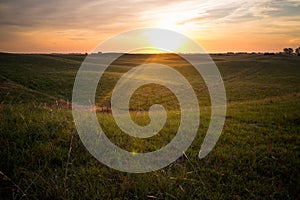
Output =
[
  {"x1": 142, "y1": 29, "x2": 192, "y2": 53},
  {"x1": 153, "y1": 10, "x2": 198, "y2": 32},
  {"x1": 146, "y1": 30, "x2": 182, "y2": 52},
  {"x1": 144, "y1": 9, "x2": 201, "y2": 53}
]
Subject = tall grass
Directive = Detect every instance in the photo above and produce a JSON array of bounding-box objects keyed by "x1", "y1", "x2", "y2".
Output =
[{"x1": 0, "y1": 53, "x2": 300, "y2": 199}]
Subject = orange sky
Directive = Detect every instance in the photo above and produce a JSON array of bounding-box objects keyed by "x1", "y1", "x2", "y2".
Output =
[{"x1": 0, "y1": 0, "x2": 299, "y2": 53}]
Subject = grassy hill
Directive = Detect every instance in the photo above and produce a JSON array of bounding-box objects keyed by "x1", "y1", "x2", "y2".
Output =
[{"x1": 0, "y1": 53, "x2": 300, "y2": 199}]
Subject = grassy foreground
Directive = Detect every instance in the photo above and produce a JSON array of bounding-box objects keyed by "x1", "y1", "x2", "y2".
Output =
[{"x1": 0, "y1": 53, "x2": 300, "y2": 199}]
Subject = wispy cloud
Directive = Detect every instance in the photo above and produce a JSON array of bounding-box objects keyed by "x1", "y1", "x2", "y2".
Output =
[{"x1": 0, "y1": 0, "x2": 299, "y2": 52}]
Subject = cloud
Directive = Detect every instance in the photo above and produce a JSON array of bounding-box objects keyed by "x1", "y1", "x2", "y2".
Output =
[
  {"x1": 0, "y1": 0, "x2": 299, "y2": 52},
  {"x1": 0, "y1": 1, "x2": 136, "y2": 31},
  {"x1": 0, "y1": 0, "x2": 187, "y2": 31}
]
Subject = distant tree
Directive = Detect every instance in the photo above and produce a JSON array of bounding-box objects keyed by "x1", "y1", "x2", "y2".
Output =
[
  {"x1": 283, "y1": 48, "x2": 294, "y2": 54},
  {"x1": 296, "y1": 47, "x2": 300, "y2": 56}
]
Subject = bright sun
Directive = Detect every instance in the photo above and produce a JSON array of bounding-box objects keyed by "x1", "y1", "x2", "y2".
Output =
[
  {"x1": 145, "y1": 11, "x2": 199, "y2": 53},
  {"x1": 144, "y1": 29, "x2": 187, "y2": 52}
]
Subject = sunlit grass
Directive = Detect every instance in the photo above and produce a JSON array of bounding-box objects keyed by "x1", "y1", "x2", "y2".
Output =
[{"x1": 0, "y1": 53, "x2": 300, "y2": 199}]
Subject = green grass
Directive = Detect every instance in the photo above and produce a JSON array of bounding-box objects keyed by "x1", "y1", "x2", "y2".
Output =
[{"x1": 0, "y1": 53, "x2": 300, "y2": 199}]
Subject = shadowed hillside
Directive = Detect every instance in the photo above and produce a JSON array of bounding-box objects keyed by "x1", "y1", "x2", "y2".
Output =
[{"x1": 0, "y1": 53, "x2": 300, "y2": 199}]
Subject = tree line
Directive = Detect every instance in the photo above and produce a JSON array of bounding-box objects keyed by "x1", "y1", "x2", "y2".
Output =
[{"x1": 283, "y1": 47, "x2": 300, "y2": 56}]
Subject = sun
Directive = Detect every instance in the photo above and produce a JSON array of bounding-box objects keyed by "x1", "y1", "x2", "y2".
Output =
[
  {"x1": 144, "y1": 30, "x2": 187, "y2": 52},
  {"x1": 145, "y1": 11, "x2": 199, "y2": 53}
]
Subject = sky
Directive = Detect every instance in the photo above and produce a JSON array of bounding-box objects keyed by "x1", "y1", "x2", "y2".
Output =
[{"x1": 0, "y1": 0, "x2": 299, "y2": 53}]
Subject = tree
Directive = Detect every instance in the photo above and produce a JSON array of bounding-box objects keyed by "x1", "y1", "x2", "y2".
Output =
[
  {"x1": 283, "y1": 48, "x2": 294, "y2": 54},
  {"x1": 296, "y1": 47, "x2": 300, "y2": 56}
]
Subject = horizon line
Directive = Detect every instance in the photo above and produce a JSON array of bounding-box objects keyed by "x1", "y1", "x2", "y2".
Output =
[{"x1": 0, "y1": 50, "x2": 295, "y2": 55}]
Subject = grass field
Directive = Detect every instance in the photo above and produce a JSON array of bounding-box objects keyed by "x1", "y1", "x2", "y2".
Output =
[{"x1": 0, "y1": 52, "x2": 300, "y2": 199}]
